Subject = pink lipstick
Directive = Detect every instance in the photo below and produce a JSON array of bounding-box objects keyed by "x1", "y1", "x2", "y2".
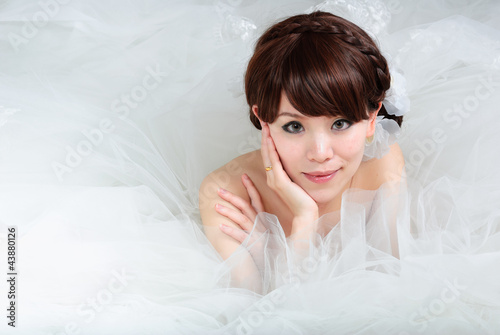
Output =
[{"x1": 303, "y1": 170, "x2": 338, "y2": 184}]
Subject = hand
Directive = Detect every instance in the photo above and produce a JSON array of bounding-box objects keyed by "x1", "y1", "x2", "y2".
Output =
[
  {"x1": 215, "y1": 174, "x2": 266, "y2": 245},
  {"x1": 215, "y1": 175, "x2": 268, "y2": 290},
  {"x1": 260, "y1": 122, "x2": 319, "y2": 226}
]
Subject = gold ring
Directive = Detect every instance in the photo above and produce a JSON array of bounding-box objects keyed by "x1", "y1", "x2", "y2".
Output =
[{"x1": 265, "y1": 166, "x2": 272, "y2": 171}]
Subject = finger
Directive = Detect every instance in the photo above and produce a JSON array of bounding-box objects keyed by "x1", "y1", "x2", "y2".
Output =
[
  {"x1": 264, "y1": 129, "x2": 291, "y2": 187},
  {"x1": 219, "y1": 224, "x2": 249, "y2": 244},
  {"x1": 242, "y1": 174, "x2": 265, "y2": 213},
  {"x1": 221, "y1": 222, "x2": 261, "y2": 247},
  {"x1": 215, "y1": 203, "x2": 254, "y2": 231},
  {"x1": 261, "y1": 123, "x2": 275, "y2": 188},
  {"x1": 217, "y1": 188, "x2": 257, "y2": 222},
  {"x1": 266, "y1": 136, "x2": 285, "y2": 175}
]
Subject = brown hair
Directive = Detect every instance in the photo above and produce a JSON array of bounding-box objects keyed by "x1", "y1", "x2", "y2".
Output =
[{"x1": 245, "y1": 11, "x2": 402, "y2": 129}]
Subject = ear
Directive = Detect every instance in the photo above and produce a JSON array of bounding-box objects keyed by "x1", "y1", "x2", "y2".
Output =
[
  {"x1": 252, "y1": 105, "x2": 264, "y2": 127},
  {"x1": 366, "y1": 102, "x2": 382, "y2": 137},
  {"x1": 252, "y1": 105, "x2": 260, "y2": 119}
]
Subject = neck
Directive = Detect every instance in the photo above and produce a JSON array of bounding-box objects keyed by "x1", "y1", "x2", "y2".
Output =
[
  {"x1": 317, "y1": 194, "x2": 342, "y2": 217},
  {"x1": 317, "y1": 176, "x2": 353, "y2": 217}
]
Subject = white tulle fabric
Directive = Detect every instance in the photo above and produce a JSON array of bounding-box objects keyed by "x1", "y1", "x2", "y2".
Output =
[{"x1": 1, "y1": 0, "x2": 500, "y2": 334}]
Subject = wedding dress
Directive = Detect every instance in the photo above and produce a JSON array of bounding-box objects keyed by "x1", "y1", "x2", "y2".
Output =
[{"x1": 0, "y1": 0, "x2": 499, "y2": 334}]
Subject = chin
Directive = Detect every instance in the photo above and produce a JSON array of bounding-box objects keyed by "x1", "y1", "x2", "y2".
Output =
[
  {"x1": 290, "y1": 170, "x2": 346, "y2": 204},
  {"x1": 304, "y1": 186, "x2": 339, "y2": 206}
]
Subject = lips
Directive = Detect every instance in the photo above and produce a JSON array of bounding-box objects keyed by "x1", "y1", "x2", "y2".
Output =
[
  {"x1": 305, "y1": 170, "x2": 338, "y2": 176},
  {"x1": 303, "y1": 169, "x2": 339, "y2": 184}
]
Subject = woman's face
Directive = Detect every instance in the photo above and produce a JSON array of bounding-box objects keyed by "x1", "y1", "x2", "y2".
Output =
[{"x1": 255, "y1": 93, "x2": 377, "y2": 206}]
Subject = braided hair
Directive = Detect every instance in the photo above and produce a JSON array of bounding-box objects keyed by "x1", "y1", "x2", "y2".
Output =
[{"x1": 245, "y1": 11, "x2": 402, "y2": 129}]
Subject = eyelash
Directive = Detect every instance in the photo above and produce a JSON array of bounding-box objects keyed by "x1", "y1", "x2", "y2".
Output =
[{"x1": 282, "y1": 119, "x2": 352, "y2": 134}]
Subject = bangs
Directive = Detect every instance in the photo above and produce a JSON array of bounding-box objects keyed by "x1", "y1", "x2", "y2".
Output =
[{"x1": 280, "y1": 33, "x2": 370, "y2": 122}]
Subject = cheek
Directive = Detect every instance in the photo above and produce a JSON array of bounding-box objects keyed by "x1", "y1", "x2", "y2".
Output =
[
  {"x1": 335, "y1": 131, "x2": 366, "y2": 162},
  {"x1": 270, "y1": 133, "x2": 301, "y2": 171}
]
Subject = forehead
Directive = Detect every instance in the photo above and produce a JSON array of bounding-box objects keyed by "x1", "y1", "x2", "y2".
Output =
[
  {"x1": 278, "y1": 91, "x2": 347, "y2": 120},
  {"x1": 277, "y1": 93, "x2": 309, "y2": 119},
  {"x1": 277, "y1": 92, "x2": 301, "y2": 116}
]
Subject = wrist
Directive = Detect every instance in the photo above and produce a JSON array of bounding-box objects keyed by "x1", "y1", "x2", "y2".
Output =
[
  {"x1": 290, "y1": 215, "x2": 318, "y2": 239},
  {"x1": 292, "y1": 214, "x2": 318, "y2": 228},
  {"x1": 291, "y1": 204, "x2": 319, "y2": 223},
  {"x1": 293, "y1": 215, "x2": 317, "y2": 223}
]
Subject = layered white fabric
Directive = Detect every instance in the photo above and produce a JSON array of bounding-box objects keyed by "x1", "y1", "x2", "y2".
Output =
[{"x1": 1, "y1": 0, "x2": 500, "y2": 334}]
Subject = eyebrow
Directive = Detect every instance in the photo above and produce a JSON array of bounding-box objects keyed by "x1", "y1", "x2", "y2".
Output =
[{"x1": 277, "y1": 111, "x2": 305, "y2": 119}]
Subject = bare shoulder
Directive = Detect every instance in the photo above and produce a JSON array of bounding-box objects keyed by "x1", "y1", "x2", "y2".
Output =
[
  {"x1": 355, "y1": 143, "x2": 405, "y2": 190},
  {"x1": 199, "y1": 150, "x2": 261, "y2": 212},
  {"x1": 378, "y1": 142, "x2": 405, "y2": 176}
]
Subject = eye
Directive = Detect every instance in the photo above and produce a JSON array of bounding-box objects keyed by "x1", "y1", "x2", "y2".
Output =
[
  {"x1": 282, "y1": 121, "x2": 304, "y2": 134},
  {"x1": 332, "y1": 119, "x2": 352, "y2": 131}
]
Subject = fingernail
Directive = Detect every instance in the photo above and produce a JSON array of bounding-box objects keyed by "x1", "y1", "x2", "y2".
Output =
[
  {"x1": 242, "y1": 174, "x2": 249, "y2": 180},
  {"x1": 218, "y1": 188, "x2": 226, "y2": 194},
  {"x1": 215, "y1": 203, "x2": 223, "y2": 210},
  {"x1": 220, "y1": 223, "x2": 229, "y2": 230}
]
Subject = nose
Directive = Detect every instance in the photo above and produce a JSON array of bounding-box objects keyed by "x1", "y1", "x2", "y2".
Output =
[{"x1": 306, "y1": 133, "x2": 334, "y2": 163}]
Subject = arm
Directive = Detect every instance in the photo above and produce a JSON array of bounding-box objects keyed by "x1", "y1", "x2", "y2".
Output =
[{"x1": 199, "y1": 169, "x2": 263, "y2": 291}]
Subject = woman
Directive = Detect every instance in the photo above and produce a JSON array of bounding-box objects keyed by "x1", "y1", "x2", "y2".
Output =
[{"x1": 200, "y1": 11, "x2": 405, "y2": 263}]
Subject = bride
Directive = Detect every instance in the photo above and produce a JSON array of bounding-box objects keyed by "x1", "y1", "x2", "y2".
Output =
[{"x1": 200, "y1": 11, "x2": 405, "y2": 263}]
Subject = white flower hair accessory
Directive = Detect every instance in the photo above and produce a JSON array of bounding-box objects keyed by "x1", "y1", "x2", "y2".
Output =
[
  {"x1": 363, "y1": 59, "x2": 409, "y2": 161},
  {"x1": 382, "y1": 51, "x2": 410, "y2": 117},
  {"x1": 383, "y1": 64, "x2": 410, "y2": 117}
]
